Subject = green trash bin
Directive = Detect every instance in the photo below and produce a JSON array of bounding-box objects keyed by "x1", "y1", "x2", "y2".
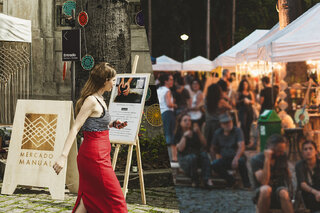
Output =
[{"x1": 258, "y1": 110, "x2": 282, "y2": 152}]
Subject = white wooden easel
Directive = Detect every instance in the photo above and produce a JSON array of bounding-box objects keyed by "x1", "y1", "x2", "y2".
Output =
[{"x1": 110, "y1": 55, "x2": 146, "y2": 204}]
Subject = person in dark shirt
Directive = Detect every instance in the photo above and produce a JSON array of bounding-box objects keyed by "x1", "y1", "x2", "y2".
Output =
[
  {"x1": 217, "y1": 69, "x2": 230, "y2": 94},
  {"x1": 236, "y1": 79, "x2": 255, "y2": 146},
  {"x1": 210, "y1": 112, "x2": 251, "y2": 188},
  {"x1": 204, "y1": 84, "x2": 232, "y2": 152},
  {"x1": 260, "y1": 76, "x2": 278, "y2": 114},
  {"x1": 174, "y1": 113, "x2": 212, "y2": 188},
  {"x1": 251, "y1": 134, "x2": 293, "y2": 213},
  {"x1": 172, "y1": 78, "x2": 191, "y2": 116},
  {"x1": 295, "y1": 140, "x2": 320, "y2": 212}
]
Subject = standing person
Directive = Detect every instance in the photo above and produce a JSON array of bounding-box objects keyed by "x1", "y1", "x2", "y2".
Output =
[
  {"x1": 53, "y1": 63, "x2": 128, "y2": 213},
  {"x1": 236, "y1": 79, "x2": 255, "y2": 147},
  {"x1": 188, "y1": 79, "x2": 204, "y2": 127},
  {"x1": 173, "y1": 78, "x2": 191, "y2": 116},
  {"x1": 295, "y1": 140, "x2": 320, "y2": 212},
  {"x1": 204, "y1": 83, "x2": 232, "y2": 151},
  {"x1": 210, "y1": 113, "x2": 251, "y2": 188},
  {"x1": 184, "y1": 74, "x2": 194, "y2": 98},
  {"x1": 260, "y1": 76, "x2": 278, "y2": 114},
  {"x1": 217, "y1": 69, "x2": 230, "y2": 95},
  {"x1": 174, "y1": 113, "x2": 212, "y2": 188},
  {"x1": 251, "y1": 134, "x2": 293, "y2": 213},
  {"x1": 157, "y1": 74, "x2": 178, "y2": 162}
]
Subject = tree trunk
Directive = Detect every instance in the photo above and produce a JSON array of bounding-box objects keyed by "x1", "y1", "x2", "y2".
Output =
[
  {"x1": 278, "y1": 0, "x2": 306, "y2": 84},
  {"x1": 278, "y1": 0, "x2": 290, "y2": 30},
  {"x1": 75, "y1": 0, "x2": 131, "y2": 99}
]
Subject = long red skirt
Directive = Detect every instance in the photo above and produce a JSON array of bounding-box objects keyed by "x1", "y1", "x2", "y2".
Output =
[{"x1": 72, "y1": 130, "x2": 127, "y2": 213}]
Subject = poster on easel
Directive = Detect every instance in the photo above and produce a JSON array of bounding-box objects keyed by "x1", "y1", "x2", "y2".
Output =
[{"x1": 109, "y1": 73, "x2": 150, "y2": 144}]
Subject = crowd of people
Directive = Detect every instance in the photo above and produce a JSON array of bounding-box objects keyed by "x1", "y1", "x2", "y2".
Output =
[
  {"x1": 252, "y1": 135, "x2": 320, "y2": 213},
  {"x1": 156, "y1": 69, "x2": 320, "y2": 212}
]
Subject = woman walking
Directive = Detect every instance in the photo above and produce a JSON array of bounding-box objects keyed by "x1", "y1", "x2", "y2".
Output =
[{"x1": 53, "y1": 63, "x2": 128, "y2": 213}]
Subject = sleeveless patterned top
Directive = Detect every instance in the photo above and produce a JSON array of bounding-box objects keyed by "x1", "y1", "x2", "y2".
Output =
[{"x1": 82, "y1": 97, "x2": 111, "y2": 132}]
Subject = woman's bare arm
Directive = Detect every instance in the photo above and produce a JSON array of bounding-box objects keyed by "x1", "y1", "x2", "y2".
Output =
[
  {"x1": 53, "y1": 96, "x2": 95, "y2": 174},
  {"x1": 60, "y1": 97, "x2": 95, "y2": 157}
]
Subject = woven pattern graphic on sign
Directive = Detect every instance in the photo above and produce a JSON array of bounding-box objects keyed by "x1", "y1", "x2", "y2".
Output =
[{"x1": 21, "y1": 113, "x2": 58, "y2": 151}]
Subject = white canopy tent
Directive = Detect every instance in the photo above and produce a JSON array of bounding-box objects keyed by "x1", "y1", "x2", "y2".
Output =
[
  {"x1": 0, "y1": 13, "x2": 32, "y2": 124},
  {"x1": 258, "y1": 3, "x2": 320, "y2": 63},
  {"x1": 0, "y1": 13, "x2": 32, "y2": 42},
  {"x1": 182, "y1": 56, "x2": 214, "y2": 71},
  {"x1": 236, "y1": 24, "x2": 279, "y2": 64},
  {"x1": 152, "y1": 55, "x2": 182, "y2": 71},
  {"x1": 212, "y1": 29, "x2": 269, "y2": 69}
]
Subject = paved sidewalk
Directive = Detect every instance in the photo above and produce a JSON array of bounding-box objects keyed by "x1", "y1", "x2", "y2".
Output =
[
  {"x1": 175, "y1": 186, "x2": 255, "y2": 213},
  {"x1": 0, "y1": 185, "x2": 180, "y2": 212}
]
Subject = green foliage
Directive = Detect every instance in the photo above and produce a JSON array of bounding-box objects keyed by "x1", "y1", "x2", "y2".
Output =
[
  {"x1": 141, "y1": 0, "x2": 320, "y2": 60},
  {"x1": 138, "y1": 134, "x2": 169, "y2": 169},
  {"x1": 112, "y1": 133, "x2": 169, "y2": 171},
  {"x1": 234, "y1": 0, "x2": 278, "y2": 45}
]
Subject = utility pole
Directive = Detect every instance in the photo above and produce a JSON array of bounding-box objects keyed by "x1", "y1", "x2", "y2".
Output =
[
  {"x1": 231, "y1": 0, "x2": 236, "y2": 45},
  {"x1": 206, "y1": 0, "x2": 210, "y2": 59}
]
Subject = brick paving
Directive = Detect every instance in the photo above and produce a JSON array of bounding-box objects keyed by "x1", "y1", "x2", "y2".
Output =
[
  {"x1": 173, "y1": 150, "x2": 304, "y2": 213},
  {"x1": 175, "y1": 186, "x2": 256, "y2": 213},
  {"x1": 0, "y1": 185, "x2": 180, "y2": 212}
]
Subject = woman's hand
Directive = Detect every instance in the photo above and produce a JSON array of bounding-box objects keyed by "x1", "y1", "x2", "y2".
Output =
[
  {"x1": 53, "y1": 155, "x2": 67, "y2": 175},
  {"x1": 183, "y1": 130, "x2": 192, "y2": 138},
  {"x1": 244, "y1": 97, "x2": 250, "y2": 105},
  {"x1": 314, "y1": 190, "x2": 320, "y2": 202},
  {"x1": 193, "y1": 123, "x2": 200, "y2": 134}
]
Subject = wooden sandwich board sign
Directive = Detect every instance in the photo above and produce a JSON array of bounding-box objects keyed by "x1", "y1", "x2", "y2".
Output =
[
  {"x1": 109, "y1": 55, "x2": 148, "y2": 204},
  {"x1": 1, "y1": 100, "x2": 79, "y2": 200}
]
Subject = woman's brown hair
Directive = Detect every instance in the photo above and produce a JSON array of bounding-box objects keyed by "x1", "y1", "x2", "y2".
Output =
[
  {"x1": 174, "y1": 113, "x2": 191, "y2": 136},
  {"x1": 75, "y1": 62, "x2": 116, "y2": 115}
]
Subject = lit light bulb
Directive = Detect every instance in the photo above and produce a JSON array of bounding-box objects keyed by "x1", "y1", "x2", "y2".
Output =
[{"x1": 180, "y1": 34, "x2": 189, "y2": 41}]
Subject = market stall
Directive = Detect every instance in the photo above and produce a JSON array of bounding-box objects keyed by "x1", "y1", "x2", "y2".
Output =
[
  {"x1": 152, "y1": 55, "x2": 182, "y2": 71},
  {"x1": 258, "y1": 3, "x2": 320, "y2": 63},
  {"x1": 182, "y1": 55, "x2": 214, "y2": 71},
  {"x1": 212, "y1": 29, "x2": 269, "y2": 72},
  {"x1": 256, "y1": 3, "x2": 320, "y2": 153},
  {"x1": 0, "y1": 13, "x2": 32, "y2": 125},
  {"x1": 236, "y1": 24, "x2": 279, "y2": 64}
]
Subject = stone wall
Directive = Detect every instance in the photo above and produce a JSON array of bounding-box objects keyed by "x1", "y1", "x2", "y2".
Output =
[{"x1": 2, "y1": 0, "x2": 154, "y2": 101}]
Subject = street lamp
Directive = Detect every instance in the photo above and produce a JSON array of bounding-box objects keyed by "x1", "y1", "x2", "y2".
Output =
[
  {"x1": 180, "y1": 34, "x2": 189, "y2": 41},
  {"x1": 180, "y1": 34, "x2": 189, "y2": 61}
]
